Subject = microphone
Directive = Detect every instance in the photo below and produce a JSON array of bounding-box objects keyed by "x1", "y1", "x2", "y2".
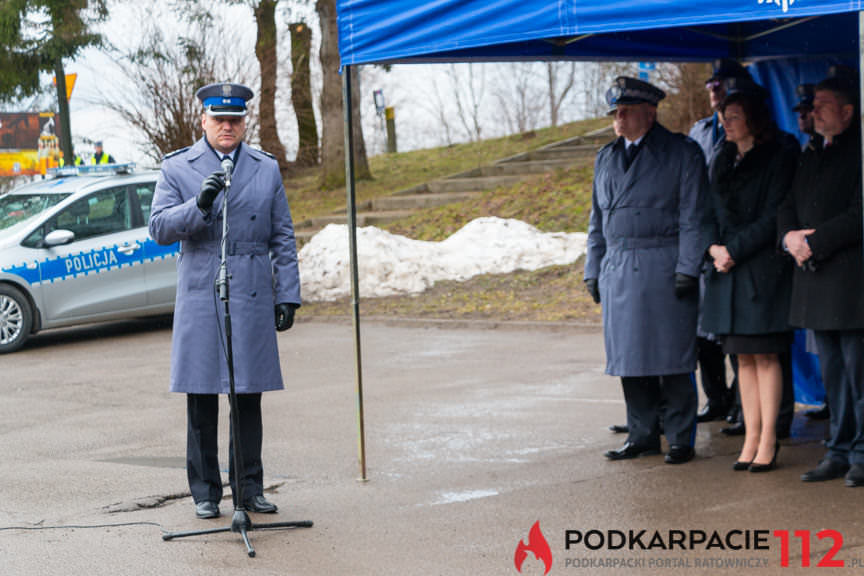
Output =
[{"x1": 221, "y1": 156, "x2": 234, "y2": 186}]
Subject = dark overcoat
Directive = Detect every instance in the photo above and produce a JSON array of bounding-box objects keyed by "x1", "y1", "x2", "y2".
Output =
[
  {"x1": 701, "y1": 139, "x2": 797, "y2": 335},
  {"x1": 777, "y1": 125, "x2": 864, "y2": 331},
  {"x1": 149, "y1": 138, "x2": 301, "y2": 394},
  {"x1": 585, "y1": 123, "x2": 707, "y2": 377}
]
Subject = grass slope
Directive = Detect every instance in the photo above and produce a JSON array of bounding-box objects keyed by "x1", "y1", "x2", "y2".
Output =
[{"x1": 297, "y1": 119, "x2": 607, "y2": 324}]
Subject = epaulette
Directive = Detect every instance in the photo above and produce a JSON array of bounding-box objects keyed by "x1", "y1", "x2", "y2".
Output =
[
  {"x1": 598, "y1": 139, "x2": 617, "y2": 153},
  {"x1": 162, "y1": 146, "x2": 190, "y2": 161},
  {"x1": 251, "y1": 147, "x2": 275, "y2": 160}
]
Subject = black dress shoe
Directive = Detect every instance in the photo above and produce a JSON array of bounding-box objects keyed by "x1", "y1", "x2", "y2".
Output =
[
  {"x1": 845, "y1": 464, "x2": 864, "y2": 487},
  {"x1": 245, "y1": 495, "x2": 278, "y2": 513},
  {"x1": 805, "y1": 405, "x2": 830, "y2": 420},
  {"x1": 697, "y1": 403, "x2": 729, "y2": 423},
  {"x1": 801, "y1": 458, "x2": 850, "y2": 482},
  {"x1": 750, "y1": 442, "x2": 780, "y2": 473},
  {"x1": 195, "y1": 501, "x2": 220, "y2": 519},
  {"x1": 726, "y1": 404, "x2": 741, "y2": 423},
  {"x1": 721, "y1": 421, "x2": 745, "y2": 436},
  {"x1": 608, "y1": 424, "x2": 629, "y2": 434},
  {"x1": 604, "y1": 442, "x2": 660, "y2": 460},
  {"x1": 664, "y1": 445, "x2": 695, "y2": 464},
  {"x1": 732, "y1": 460, "x2": 752, "y2": 471}
]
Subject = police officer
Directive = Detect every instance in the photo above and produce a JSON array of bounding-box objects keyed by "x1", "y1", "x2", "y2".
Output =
[
  {"x1": 149, "y1": 82, "x2": 301, "y2": 518},
  {"x1": 794, "y1": 84, "x2": 817, "y2": 147},
  {"x1": 90, "y1": 141, "x2": 115, "y2": 165},
  {"x1": 585, "y1": 76, "x2": 706, "y2": 464}
]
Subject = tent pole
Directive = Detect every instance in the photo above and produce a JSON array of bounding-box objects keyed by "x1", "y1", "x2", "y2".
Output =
[
  {"x1": 342, "y1": 64, "x2": 368, "y2": 482},
  {"x1": 860, "y1": 13, "x2": 864, "y2": 258}
]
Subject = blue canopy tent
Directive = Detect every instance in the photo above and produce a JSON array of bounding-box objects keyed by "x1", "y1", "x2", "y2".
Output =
[{"x1": 336, "y1": 0, "x2": 864, "y2": 477}]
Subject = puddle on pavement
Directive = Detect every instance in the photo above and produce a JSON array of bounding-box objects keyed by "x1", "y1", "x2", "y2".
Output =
[
  {"x1": 99, "y1": 456, "x2": 186, "y2": 469},
  {"x1": 428, "y1": 489, "x2": 499, "y2": 506}
]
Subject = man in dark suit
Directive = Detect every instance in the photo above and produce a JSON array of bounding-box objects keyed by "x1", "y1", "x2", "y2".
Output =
[{"x1": 778, "y1": 69, "x2": 864, "y2": 487}]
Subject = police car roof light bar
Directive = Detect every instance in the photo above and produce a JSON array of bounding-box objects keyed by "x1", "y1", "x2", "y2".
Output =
[{"x1": 46, "y1": 163, "x2": 136, "y2": 178}]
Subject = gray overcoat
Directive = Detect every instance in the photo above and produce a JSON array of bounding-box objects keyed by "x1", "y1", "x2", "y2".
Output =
[
  {"x1": 149, "y1": 138, "x2": 300, "y2": 394},
  {"x1": 584, "y1": 123, "x2": 707, "y2": 377}
]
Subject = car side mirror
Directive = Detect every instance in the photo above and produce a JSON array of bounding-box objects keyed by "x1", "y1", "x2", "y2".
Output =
[{"x1": 44, "y1": 229, "x2": 75, "y2": 246}]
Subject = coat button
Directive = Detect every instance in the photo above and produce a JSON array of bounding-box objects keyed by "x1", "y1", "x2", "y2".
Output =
[
  {"x1": 251, "y1": 215, "x2": 256, "y2": 220},
  {"x1": 251, "y1": 291, "x2": 257, "y2": 297}
]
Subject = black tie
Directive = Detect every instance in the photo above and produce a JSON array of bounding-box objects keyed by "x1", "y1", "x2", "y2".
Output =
[{"x1": 625, "y1": 144, "x2": 638, "y2": 170}]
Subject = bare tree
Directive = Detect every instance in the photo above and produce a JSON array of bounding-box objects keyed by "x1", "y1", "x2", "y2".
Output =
[
  {"x1": 253, "y1": 0, "x2": 291, "y2": 174},
  {"x1": 289, "y1": 21, "x2": 318, "y2": 167},
  {"x1": 654, "y1": 62, "x2": 713, "y2": 133},
  {"x1": 493, "y1": 62, "x2": 544, "y2": 134},
  {"x1": 447, "y1": 63, "x2": 486, "y2": 142},
  {"x1": 316, "y1": 0, "x2": 370, "y2": 187},
  {"x1": 546, "y1": 62, "x2": 577, "y2": 128},
  {"x1": 95, "y1": 4, "x2": 257, "y2": 163}
]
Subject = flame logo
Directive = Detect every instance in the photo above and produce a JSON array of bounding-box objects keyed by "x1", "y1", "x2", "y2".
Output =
[{"x1": 514, "y1": 521, "x2": 553, "y2": 574}]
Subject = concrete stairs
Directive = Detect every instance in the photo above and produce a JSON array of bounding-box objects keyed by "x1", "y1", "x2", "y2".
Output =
[{"x1": 294, "y1": 125, "x2": 613, "y2": 242}]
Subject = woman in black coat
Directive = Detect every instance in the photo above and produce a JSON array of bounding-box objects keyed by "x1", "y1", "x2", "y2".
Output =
[{"x1": 701, "y1": 87, "x2": 797, "y2": 472}]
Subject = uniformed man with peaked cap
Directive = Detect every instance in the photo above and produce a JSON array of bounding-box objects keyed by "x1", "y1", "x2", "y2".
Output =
[
  {"x1": 585, "y1": 76, "x2": 707, "y2": 464},
  {"x1": 149, "y1": 82, "x2": 301, "y2": 519}
]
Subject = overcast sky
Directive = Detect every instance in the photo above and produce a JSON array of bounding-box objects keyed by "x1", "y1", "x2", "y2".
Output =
[{"x1": 53, "y1": 1, "x2": 593, "y2": 168}]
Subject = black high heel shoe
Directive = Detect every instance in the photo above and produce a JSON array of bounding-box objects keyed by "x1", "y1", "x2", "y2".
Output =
[
  {"x1": 732, "y1": 459, "x2": 752, "y2": 471},
  {"x1": 749, "y1": 442, "x2": 780, "y2": 473}
]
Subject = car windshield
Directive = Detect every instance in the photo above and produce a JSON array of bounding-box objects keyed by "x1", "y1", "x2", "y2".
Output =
[{"x1": 0, "y1": 193, "x2": 70, "y2": 233}]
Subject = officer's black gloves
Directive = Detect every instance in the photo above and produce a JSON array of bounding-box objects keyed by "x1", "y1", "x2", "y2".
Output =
[
  {"x1": 674, "y1": 273, "x2": 698, "y2": 299},
  {"x1": 584, "y1": 278, "x2": 601, "y2": 304},
  {"x1": 197, "y1": 171, "x2": 226, "y2": 212},
  {"x1": 275, "y1": 303, "x2": 298, "y2": 331}
]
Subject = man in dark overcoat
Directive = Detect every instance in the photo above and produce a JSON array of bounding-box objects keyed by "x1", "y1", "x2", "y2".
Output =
[
  {"x1": 778, "y1": 70, "x2": 864, "y2": 487},
  {"x1": 585, "y1": 76, "x2": 706, "y2": 464},
  {"x1": 150, "y1": 82, "x2": 301, "y2": 518}
]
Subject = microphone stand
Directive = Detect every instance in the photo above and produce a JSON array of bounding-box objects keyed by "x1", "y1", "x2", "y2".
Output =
[{"x1": 162, "y1": 161, "x2": 312, "y2": 557}]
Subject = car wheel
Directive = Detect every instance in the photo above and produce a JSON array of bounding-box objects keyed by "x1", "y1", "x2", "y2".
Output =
[{"x1": 0, "y1": 284, "x2": 33, "y2": 354}]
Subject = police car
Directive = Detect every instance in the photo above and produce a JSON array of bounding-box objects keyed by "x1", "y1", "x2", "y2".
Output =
[{"x1": 0, "y1": 164, "x2": 178, "y2": 353}]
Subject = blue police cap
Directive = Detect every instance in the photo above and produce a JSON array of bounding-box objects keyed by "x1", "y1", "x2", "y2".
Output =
[
  {"x1": 605, "y1": 76, "x2": 665, "y2": 114},
  {"x1": 722, "y1": 75, "x2": 766, "y2": 99},
  {"x1": 707, "y1": 59, "x2": 751, "y2": 84},
  {"x1": 196, "y1": 82, "x2": 254, "y2": 117},
  {"x1": 793, "y1": 84, "x2": 815, "y2": 111}
]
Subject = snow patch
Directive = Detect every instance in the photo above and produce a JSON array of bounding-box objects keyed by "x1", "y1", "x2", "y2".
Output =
[{"x1": 298, "y1": 217, "x2": 587, "y2": 302}]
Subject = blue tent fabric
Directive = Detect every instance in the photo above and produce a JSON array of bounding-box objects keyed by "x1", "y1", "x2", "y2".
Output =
[
  {"x1": 336, "y1": 1, "x2": 856, "y2": 404},
  {"x1": 337, "y1": 1, "x2": 861, "y2": 65}
]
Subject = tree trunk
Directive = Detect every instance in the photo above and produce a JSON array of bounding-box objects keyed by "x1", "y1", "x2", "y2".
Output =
[
  {"x1": 254, "y1": 0, "x2": 291, "y2": 175},
  {"x1": 316, "y1": 0, "x2": 371, "y2": 188},
  {"x1": 290, "y1": 22, "x2": 318, "y2": 167},
  {"x1": 349, "y1": 67, "x2": 371, "y2": 180},
  {"x1": 54, "y1": 59, "x2": 74, "y2": 165}
]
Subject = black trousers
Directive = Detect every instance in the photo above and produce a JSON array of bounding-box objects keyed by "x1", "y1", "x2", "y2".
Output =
[
  {"x1": 186, "y1": 393, "x2": 264, "y2": 505},
  {"x1": 621, "y1": 373, "x2": 697, "y2": 448},
  {"x1": 697, "y1": 337, "x2": 730, "y2": 406},
  {"x1": 813, "y1": 330, "x2": 864, "y2": 466}
]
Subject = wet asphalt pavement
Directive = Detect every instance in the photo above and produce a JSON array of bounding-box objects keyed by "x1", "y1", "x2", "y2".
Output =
[{"x1": 0, "y1": 318, "x2": 861, "y2": 575}]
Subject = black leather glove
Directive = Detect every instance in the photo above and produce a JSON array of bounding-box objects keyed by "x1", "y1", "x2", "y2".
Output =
[
  {"x1": 584, "y1": 278, "x2": 601, "y2": 304},
  {"x1": 197, "y1": 171, "x2": 225, "y2": 212},
  {"x1": 275, "y1": 303, "x2": 297, "y2": 331},
  {"x1": 674, "y1": 273, "x2": 698, "y2": 299}
]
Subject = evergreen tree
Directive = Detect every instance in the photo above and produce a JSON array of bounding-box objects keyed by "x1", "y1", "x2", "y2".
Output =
[{"x1": 0, "y1": 0, "x2": 107, "y2": 163}]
